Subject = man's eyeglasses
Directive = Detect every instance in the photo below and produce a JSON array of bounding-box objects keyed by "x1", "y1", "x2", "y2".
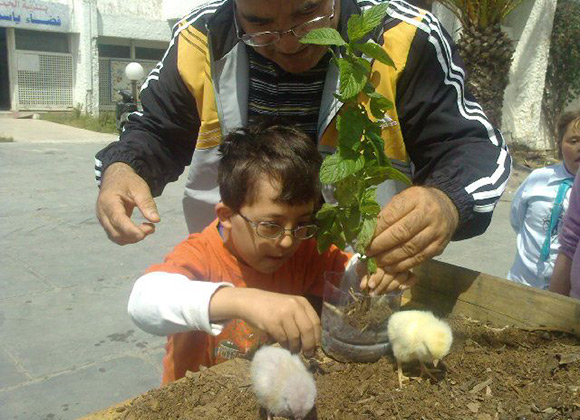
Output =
[
  {"x1": 238, "y1": 212, "x2": 318, "y2": 240},
  {"x1": 233, "y1": 0, "x2": 336, "y2": 47}
]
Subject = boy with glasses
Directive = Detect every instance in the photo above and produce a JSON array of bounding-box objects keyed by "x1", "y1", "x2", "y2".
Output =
[{"x1": 128, "y1": 122, "x2": 415, "y2": 384}]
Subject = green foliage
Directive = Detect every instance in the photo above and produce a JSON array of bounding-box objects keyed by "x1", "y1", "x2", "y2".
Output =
[
  {"x1": 301, "y1": 3, "x2": 411, "y2": 273},
  {"x1": 542, "y1": 0, "x2": 580, "y2": 140},
  {"x1": 41, "y1": 110, "x2": 117, "y2": 134},
  {"x1": 437, "y1": 0, "x2": 525, "y2": 29}
]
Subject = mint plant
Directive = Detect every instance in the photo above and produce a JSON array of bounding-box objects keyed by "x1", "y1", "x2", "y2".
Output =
[{"x1": 300, "y1": 3, "x2": 410, "y2": 274}]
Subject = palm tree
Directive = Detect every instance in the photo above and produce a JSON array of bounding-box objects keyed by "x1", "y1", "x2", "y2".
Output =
[{"x1": 436, "y1": 0, "x2": 525, "y2": 128}]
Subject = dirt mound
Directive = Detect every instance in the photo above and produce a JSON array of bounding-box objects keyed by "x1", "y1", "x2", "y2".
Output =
[{"x1": 103, "y1": 315, "x2": 580, "y2": 420}]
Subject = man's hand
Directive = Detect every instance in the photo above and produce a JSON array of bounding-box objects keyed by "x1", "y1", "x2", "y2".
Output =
[
  {"x1": 96, "y1": 162, "x2": 160, "y2": 245},
  {"x1": 360, "y1": 266, "x2": 417, "y2": 295},
  {"x1": 216, "y1": 288, "x2": 321, "y2": 357},
  {"x1": 366, "y1": 186, "x2": 459, "y2": 272}
]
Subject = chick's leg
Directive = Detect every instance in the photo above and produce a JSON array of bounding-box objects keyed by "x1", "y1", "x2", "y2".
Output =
[
  {"x1": 419, "y1": 361, "x2": 439, "y2": 382},
  {"x1": 397, "y1": 361, "x2": 410, "y2": 388}
]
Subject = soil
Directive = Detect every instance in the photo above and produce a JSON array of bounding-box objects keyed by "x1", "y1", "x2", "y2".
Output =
[
  {"x1": 98, "y1": 314, "x2": 580, "y2": 420},
  {"x1": 342, "y1": 291, "x2": 394, "y2": 331}
]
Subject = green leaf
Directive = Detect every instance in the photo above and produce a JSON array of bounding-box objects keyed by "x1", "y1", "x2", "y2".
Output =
[
  {"x1": 360, "y1": 188, "x2": 381, "y2": 216},
  {"x1": 361, "y1": 3, "x2": 390, "y2": 34},
  {"x1": 369, "y1": 95, "x2": 394, "y2": 119},
  {"x1": 355, "y1": 216, "x2": 377, "y2": 254},
  {"x1": 347, "y1": 14, "x2": 366, "y2": 42},
  {"x1": 316, "y1": 203, "x2": 338, "y2": 223},
  {"x1": 384, "y1": 167, "x2": 412, "y2": 185},
  {"x1": 366, "y1": 131, "x2": 387, "y2": 163},
  {"x1": 316, "y1": 231, "x2": 334, "y2": 254},
  {"x1": 331, "y1": 223, "x2": 347, "y2": 250},
  {"x1": 347, "y1": 3, "x2": 389, "y2": 42},
  {"x1": 367, "y1": 257, "x2": 377, "y2": 275},
  {"x1": 319, "y1": 153, "x2": 363, "y2": 184},
  {"x1": 339, "y1": 205, "x2": 362, "y2": 243},
  {"x1": 337, "y1": 58, "x2": 368, "y2": 100},
  {"x1": 353, "y1": 41, "x2": 396, "y2": 68},
  {"x1": 338, "y1": 107, "x2": 364, "y2": 150},
  {"x1": 354, "y1": 56, "x2": 372, "y2": 74},
  {"x1": 364, "y1": 165, "x2": 391, "y2": 186},
  {"x1": 300, "y1": 28, "x2": 347, "y2": 46},
  {"x1": 334, "y1": 177, "x2": 360, "y2": 206}
]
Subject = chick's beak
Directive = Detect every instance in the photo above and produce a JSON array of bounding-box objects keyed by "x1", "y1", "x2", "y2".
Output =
[{"x1": 433, "y1": 359, "x2": 440, "y2": 367}]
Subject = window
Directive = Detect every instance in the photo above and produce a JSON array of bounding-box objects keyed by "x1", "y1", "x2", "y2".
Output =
[
  {"x1": 135, "y1": 47, "x2": 166, "y2": 61},
  {"x1": 15, "y1": 29, "x2": 70, "y2": 53},
  {"x1": 98, "y1": 44, "x2": 131, "y2": 59}
]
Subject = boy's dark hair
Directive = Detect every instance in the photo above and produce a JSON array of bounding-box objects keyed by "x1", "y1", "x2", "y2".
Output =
[
  {"x1": 556, "y1": 109, "x2": 580, "y2": 158},
  {"x1": 217, "y1": 122, "x2": 322, "y2": 212}
]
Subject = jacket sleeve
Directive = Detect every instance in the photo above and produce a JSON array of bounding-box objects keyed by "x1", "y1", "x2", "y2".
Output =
[
  {"x1": 95, "y1": 34, "x2": 200, "y2": 197},
  {"x1": 395, "y1": 18, "x2": 511, "y2": 240}
]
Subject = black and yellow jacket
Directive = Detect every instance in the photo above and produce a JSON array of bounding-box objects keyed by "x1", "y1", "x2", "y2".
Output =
[{"x1": 95, "y1": 0, "x2": 511, "y2": 238}]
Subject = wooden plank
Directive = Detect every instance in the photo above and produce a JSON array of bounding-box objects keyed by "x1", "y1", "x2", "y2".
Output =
[{"x1": 410, "y1": 260, "x2": 580, "y2": 336}]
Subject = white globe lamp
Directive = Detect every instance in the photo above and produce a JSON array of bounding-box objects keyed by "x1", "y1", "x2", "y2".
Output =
[
  {"x1": 125, "y1": 62, "x2": 145, "y2": 102},
  {"x1": 125, "y1": 62, "x2": 145, "y2": 81}
]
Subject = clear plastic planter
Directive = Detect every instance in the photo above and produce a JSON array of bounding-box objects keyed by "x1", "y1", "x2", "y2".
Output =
[{"x1": 321, "y1": 270, "x2": 402, "y2": 363}]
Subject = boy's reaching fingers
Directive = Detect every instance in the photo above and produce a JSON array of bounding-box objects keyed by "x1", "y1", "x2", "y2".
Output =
[{"x1": 282, "y1": 317, "x2": 302, "y2": 354}]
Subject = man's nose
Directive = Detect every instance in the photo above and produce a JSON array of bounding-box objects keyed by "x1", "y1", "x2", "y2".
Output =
[{"x1": 275, "y1": 30, "x2": 302, "y2": 54}]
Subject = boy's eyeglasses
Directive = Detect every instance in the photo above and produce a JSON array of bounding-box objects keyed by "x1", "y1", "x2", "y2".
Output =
[
  {"x1": 238, "y1": 212, "x2": 318, "y2": 240},
  {"x1": 233, "y1": 0, "x2": 336, "y2": 48}
]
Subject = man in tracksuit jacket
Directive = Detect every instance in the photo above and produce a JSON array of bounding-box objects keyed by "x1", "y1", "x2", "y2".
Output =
[{"x1": 94, "y1": 0, "x2": 511, "y2": 274}]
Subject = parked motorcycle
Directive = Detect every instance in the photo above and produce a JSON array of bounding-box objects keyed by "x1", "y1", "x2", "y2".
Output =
[{"x1": 115, "y1": 89, "x2": 138, "y2": 133}]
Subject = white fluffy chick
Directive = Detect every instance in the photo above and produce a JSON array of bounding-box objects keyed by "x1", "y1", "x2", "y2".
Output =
[
  {"x1": 251, "y1": 345, "x2": 317, "y2": 420},
  {"x1": 387, "y1": 310, "x2": 453, "y2": 388}
]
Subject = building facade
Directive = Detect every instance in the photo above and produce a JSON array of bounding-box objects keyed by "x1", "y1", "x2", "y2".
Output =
[{"x1": 0, "y1": 0, "x2": 205, "y2": 114}]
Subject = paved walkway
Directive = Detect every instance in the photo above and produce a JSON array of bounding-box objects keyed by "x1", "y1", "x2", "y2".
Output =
[
  {"x1": 0, "y1": 119, "x2": 118, "y2": 143},
  {"x1": 0, "y1": 118, "x2": 522, "y2": 419}
]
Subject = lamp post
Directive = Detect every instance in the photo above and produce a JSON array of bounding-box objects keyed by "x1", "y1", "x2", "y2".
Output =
[{"x1": 124, "y1": 62, "x2": 145, "y2": 104}]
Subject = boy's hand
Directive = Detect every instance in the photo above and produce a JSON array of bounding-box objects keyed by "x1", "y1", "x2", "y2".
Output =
[
  {"x1": 236, "y1": 289, "x2": 321, "y2": 357},
  {"x1": 359, "y1": 267, "x2": 417, "y2": 295}
]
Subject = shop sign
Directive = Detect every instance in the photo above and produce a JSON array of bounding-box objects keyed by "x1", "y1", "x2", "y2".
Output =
[{"x1": 0, "y1": 0, "x2": 70, "y2": 31}]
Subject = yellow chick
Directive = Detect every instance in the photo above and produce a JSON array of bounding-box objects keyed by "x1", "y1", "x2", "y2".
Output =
[{"x1": 387, "y1": 310, "x2": 453, "y2": 388}]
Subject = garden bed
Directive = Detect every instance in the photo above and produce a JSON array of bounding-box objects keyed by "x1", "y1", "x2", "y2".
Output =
[{"x1": 84, "y1": 261, "x2": 580, "y2": 420}]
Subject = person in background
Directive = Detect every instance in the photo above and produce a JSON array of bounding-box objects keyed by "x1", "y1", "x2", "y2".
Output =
[
  {"x1": 94, "y1": 0, "x2": 510, "y2": 277},
  {"x1": 550, "y1": 149, "x2": 580, "y2": 299},
  {"x1": 508, "y1": 110, "x2": 580, "y2": 289},
  {"x1": 127, "y1": 122, "x2": 416, "y2": 384}
]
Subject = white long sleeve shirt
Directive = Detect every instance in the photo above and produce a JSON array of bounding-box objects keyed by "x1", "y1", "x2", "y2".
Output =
[{"x1": 507, "y1": 163, "x2": 574, "y2": 289}]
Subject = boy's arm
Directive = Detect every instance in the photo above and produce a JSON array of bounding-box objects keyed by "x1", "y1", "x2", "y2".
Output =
[
  {"x1": 209, "y1": 287, "x2": 320, "y2": 356},
  {"x1": 128, "y1": 271, "x2": 233, "y2": 336}
]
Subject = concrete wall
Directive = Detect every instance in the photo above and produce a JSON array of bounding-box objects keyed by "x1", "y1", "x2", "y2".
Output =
[
  {"x1": 163, "y1": 0, "x2": 208, "y2": 21},
  {"x1": 74, "y1": 0, "x2": 99, "y2": 115},
  {"x1": 97, "y1": 0, "x2": 171, "y2": 41}
]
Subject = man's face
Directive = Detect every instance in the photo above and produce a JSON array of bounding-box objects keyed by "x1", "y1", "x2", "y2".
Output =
[
  {"x1": 561, "y1": 119, "x2": 580, "y2": 175},
  {"x1": 235, "y1": 0, "x2": 339, "y2": 73},
  {"x1": 225, "y1": 176, "x2": 315, "y2": 274}
]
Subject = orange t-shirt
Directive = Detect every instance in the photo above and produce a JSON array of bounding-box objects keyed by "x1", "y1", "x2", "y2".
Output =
[{"x1": 145, "y1": 220, "x2": 351, "y2": 384}]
